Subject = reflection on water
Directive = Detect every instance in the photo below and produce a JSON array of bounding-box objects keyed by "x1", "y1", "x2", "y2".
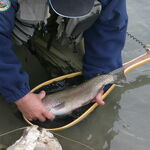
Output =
[
  {"x1": 57, "y1": 75, "x2": 150, "y2": 150},
  {"x1": 0, "y1": 0, "x2": 150, "y2": 149}
]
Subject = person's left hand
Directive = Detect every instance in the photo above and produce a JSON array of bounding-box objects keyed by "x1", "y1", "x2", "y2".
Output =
[{"x1": 94, "y1": 90, "x2": 105, "y2": 105}]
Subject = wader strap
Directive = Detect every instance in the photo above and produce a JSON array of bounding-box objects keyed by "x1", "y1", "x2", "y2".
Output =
[
  {"x1": 56, "y1": 0, "x2": 102, "y2": 46},
  {"x1": 12, "y1": 0, "x2": 50, "y2": 45}
]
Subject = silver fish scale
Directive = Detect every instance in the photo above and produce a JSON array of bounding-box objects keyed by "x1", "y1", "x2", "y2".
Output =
[{"x1": 42, "y1": 71, "x2": 120, "y2": 116}]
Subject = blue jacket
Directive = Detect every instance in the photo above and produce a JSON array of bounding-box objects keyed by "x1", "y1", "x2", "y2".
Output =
[
  {"x1": 83, "y1": 0, "x2": 128, "y2": 79},
  {"x1": 0, "y1": 0, "x2": 128, "y2": 102}
]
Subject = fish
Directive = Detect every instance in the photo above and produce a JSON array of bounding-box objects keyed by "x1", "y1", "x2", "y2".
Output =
[{"x1": 42, "y1": 67, "x2": 126, "y2": 116}]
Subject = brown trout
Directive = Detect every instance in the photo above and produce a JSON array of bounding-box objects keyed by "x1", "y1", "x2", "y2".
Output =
[{"x1": 43, "y1": 67, "x2": 126, "y2": 116}]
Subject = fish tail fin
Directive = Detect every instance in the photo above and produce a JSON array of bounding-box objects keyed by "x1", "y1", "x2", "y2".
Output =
[{"x1": 110, "y1": 67, "x2": 126, "y2": 85}]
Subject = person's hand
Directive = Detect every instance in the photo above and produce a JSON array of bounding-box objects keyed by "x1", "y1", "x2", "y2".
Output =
[
  {"x1": 15, "y1": 91, "x2": 55, "y2": 122},
  {"x1": 94, "y1": 90, "x2": 105, "y2": 105}
]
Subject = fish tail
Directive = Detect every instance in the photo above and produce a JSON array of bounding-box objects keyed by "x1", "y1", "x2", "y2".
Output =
[{"x1": 110, "y1": 67, "x2": 126, "y2": 84}]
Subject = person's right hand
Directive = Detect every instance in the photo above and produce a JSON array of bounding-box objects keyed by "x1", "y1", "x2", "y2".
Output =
[{"x1": 15, "y1": 91, "x2": 55, "y2": 122}]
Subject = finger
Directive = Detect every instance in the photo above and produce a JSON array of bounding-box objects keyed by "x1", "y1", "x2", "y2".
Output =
[
  {"x1": 37, "y1": 114, "x2": 46, "y2": 122},
  {"x1": 25, "y1": 113, "x2": 37, "y2": 121},
  {"x1": 26, "y1": 116, "x2": 32, "y2": 121},
  {"x1": 96, "y1": 90, "x2": 105, "y2": 105},
  {"x1": 43, "y1": 109, "x2": 55, "y2": 120},
  {"x1": 28, "y1": 118, "x2": 38, "y2": 121},
  {"x1": 38, "y1": 90, "x2": 46, "y2": 100},
  {"x1": 28, "y1": 118, "x2": 33, "y2": 121}
]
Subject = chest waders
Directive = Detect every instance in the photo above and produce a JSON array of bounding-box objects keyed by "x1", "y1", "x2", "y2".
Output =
[{"x1": 13, "y1": 0, "x2": 102, "y2": 78}]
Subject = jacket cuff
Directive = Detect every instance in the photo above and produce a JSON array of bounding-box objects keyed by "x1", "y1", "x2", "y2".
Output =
[{"x1": 5, "y1": 85, "x2": 30, "y2": 102}]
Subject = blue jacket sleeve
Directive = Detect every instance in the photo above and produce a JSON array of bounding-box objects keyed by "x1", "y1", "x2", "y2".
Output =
[
  {"x1": 0, "y1": 0, "x2": 30, "y2": 102},
  {"x1": 83, "y1": 0, "x2": 128, "y2": 79}
]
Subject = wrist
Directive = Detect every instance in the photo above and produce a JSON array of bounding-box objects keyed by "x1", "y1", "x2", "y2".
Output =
[{"x1": 15, "y1": 92, "x2": 30, "y2": 105}]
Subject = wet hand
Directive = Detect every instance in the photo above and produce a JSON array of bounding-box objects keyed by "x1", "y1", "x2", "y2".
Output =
[
  {"x1": 94, "y1": 90, "x2": 105, "y2": 105},
  {"x1": 15, "y1": 91, "x2": 55, "y2": 122}
]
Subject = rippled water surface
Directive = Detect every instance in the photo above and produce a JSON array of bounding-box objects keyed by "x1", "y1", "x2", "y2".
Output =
[{"x1": 0, "y1": 0, "x2": 150, "y2": 149}]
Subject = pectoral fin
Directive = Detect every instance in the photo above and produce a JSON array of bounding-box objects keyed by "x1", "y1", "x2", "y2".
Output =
[{"x1": 53, "y1": 102, "x2": 65, "y2": 110}]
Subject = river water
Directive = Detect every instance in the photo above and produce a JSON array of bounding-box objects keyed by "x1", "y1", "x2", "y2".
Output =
[{"x1": 0, "y1": 0, "x2": 150, "y2": 149}]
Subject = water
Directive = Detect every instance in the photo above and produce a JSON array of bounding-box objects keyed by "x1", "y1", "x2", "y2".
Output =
[{"x1": 0, "y1": 0, "x2": 150, "y2": 149}]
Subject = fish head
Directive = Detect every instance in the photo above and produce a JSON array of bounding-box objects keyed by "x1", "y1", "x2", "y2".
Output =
[{"x1": 111, "y1": 67, "x2": 127, "y2": 86}]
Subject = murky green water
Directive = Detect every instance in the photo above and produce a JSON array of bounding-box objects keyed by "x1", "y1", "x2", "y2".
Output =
[{"x1": 0, "y1": 0, "x2": 150, "y2": 149}]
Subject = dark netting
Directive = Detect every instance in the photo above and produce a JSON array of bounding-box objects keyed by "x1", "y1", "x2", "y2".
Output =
[{"x1": 31, "y1": 75, "x2": 95, "y2": 129}]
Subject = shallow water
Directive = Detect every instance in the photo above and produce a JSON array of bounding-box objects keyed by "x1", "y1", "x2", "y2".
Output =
[{"x1": 0, "y1": 0, "x2": 150, "y2": 149}]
